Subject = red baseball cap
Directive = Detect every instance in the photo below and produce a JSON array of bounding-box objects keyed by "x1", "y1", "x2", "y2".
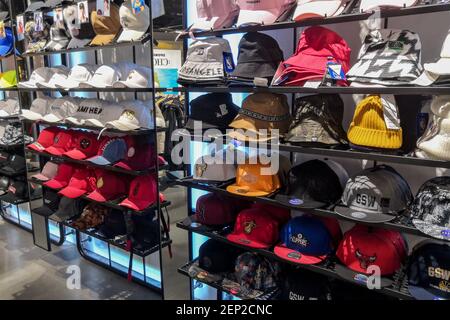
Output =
[
  {"x1": 336, "y1": 226, "x2": 404, "y2": 277},
  {"x1": 43, "y1": 163, "x2": 75, "y2": 189},
  {"x1": 64, "y1": 131, "x2": 100, "y2": 160},
  {"x1": 120, "y1": 175, "x2": 163, "y2": 211},
  {"x1": 45, "y1": 130, "x2": 74, "y2": 156},
  {"x1": 87, "y1": 170, "x2": 127, "y2": 202},
  {"x1": 114, "y1": 139, "x2": 161, "y2": 171},
  {"x1": 278, "y1": 26, "x2": 351, "y2": 86},
  {"x1": 28, "y1": 127, "x2": 61, "y2": 152},
  {"x1": 58, "y1": 168, "x2": 96, "y2": 198},
  {"x1": 195, "y1": 193, "x2": 236, "y2": 227},
  {"x1": 226, "y1": 208, "x2": 280, "y2": 249},
  {"x1": 250, "y1": 203, "x2": 291, "y2": 225}
]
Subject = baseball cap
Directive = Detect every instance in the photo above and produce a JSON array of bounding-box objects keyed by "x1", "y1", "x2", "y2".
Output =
[
  {"x1": 193, "y1": 149, "x2": 239, "y2": 183},
  {"x1": 36, "y1": 67, "x2": 71, "y2": 89},
  {"x1": 58, "y1": 167, "x2": 95, "y2": 198},
  {"x1": 0, "y1": 99, "x2": 20, "y2": 117},
  {"x1": 0, "y1": 71, "x2": 17, "y2": 88},
  {"x1": 120, "y1": 175, "x2": 161, "y2": 211},
  {"x1": 335, "y1": 165, "x2": 413, "y2": 223},
  {"x1": 227, "y1": 208, "x2": 280, "y2": 249},
  {"x1": 274, "y1": 215, "x2": 341, "y2": 265},
  {"x1": 44, "y1": 163, "x2": 75, "y2": 189},
  {"x1": 33, "y1": 189, "x2": 61, "y2": 217},
  {"x1": 42, "y1": 98, "x2": 79, "y2": 123},
  {"x1": 25, "y1": 0, "x2": 49, "y2": 12},
  {"x1": 0, "y1": 27, "x2": 19, "y2": 57},
  {"x1": 84, "y1": 101, "x2": 123, "y2": 128},
  {"x1": 87, "y1": 170, "x2": 127, "y2": 202},
  {"x1": 198, "y1": 239, "x2": 241, "y2": 273},
  {"x1": 360, "y1": 0, "x2": 418, "y2": 12},
  {"x1": 54, "y1": 64, "x2": 99, "y2": 89},
  {"x1": 19, "y1": 67, "x2": 67, "y2": 89},
  {"x1": 44, "y1": 23, "x2": 70, "y2": 51},
  {"x1": 287, "y1": 94, "x2": 348, "y2": 146},
  {"x1": 236, "y1": 0, "x2": 296, "y2": 27},
  {"x1": 1, "y1": 154, "x2": 26, "y2": 174},
  {"x1": 410, "y1": 177, "x2": 450, "y2": 241},
  {"x1": 0, "y1": 180, "x2": 28, "y2": 203},
  {"x1": 116, "y1": 0, "x2": 150, "y2": 43},
  {"x1": 45, "y1": 130, "x2": 74, "y2": 156},
  {"x1": 50, "y1": 196, "x2": 84, "y2": 222},
  {"x1": 24, "y1": 20, "x2": 50, "y2": 53},
  {"x1": 28, "y1": 127, "x2": 61, "y2": 152},
  {"x1": 408, "y1": 242, "x2": 450, "y2": 300},
  {"x1": 336, "y1": 226, "x2": 406, "y2": 280},
  {"x1": 281, "y1": 269, "x2": 332, "y2": 300},
  {"x1": 98, "y1": 209, "x2": 126, "y2": 239},
  {"x1": 89, "y1": 2, "x2": 121, "y2": 46},
  {"x1": 228, "y1": 93, "x2": 291, "y2": 142},
  {"x1": 195, "y1": 193, "x2": 237, "y2": 227},
  {"x1": 190, "y1": 0, "x2": 239, "y2": 31},
  {"x1": 63, "y1": 131, "x2": 100, "y2": 160},
  {"x1": 185, "y1": 93, "x2": 240, "y2": 131},
  {"x1": 347, "y1": 29, "x2": 422, "y2": 85},
  {"x1": 64, "y1": 2, "x2": 96, "y2": 49},
  {"x1": 275, "y1": 26, "x2": 351, "y2": 86},
  {"x1": 234, "y1": 252, "x2": 282, "y2": 291},
  {"x1": 178, "y1": 37, "x2": 233, "y2": 85},
  {"x1": 31, "y1": 161, "x2": 59, "y2": 182},
  {"x1": 87, "y1": 136, "x2": 127, "y2": 165},
  {"x1": 113, "y1": 137, "x2": 158, "y2": 171},
  {"x1": 348, "y1": 95, "x2": 402, "y2": 150},
  {"x1": 276, "y1": 159, "x2": 348, "y2": 209},
  {"x1": 65, "y1": 99, "x2": 104, "y2": 125},
  {"x1": 78, "y1": 64, "x2": 121, "y2": 88},
  {"x1": 293, "y1": 0, "x2": 347, "y2": 21},
  {"x1": 21, "y1": 97, "x2": 54, "y2": 121},
  {"x1": 229, "y1": 32, "x2": 284, "y2": 84},
  {"x1": 112, "y1": 67, "x2": 152, "y2": 88},
  {"x1": 105, "y1": 100, "x2": 152, "y2": 131}
]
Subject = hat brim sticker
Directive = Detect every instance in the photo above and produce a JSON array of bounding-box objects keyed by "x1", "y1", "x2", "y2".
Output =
[{"x1": 334, "y1": 264, "x2": 394, "y2": 288}]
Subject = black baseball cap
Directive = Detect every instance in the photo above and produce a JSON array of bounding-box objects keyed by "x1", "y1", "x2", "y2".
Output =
[
  {"x1": 275, "y1": 159, "x2": 348, "y2": 209},
  {"x1": 280, "y1": 269, "x2": 332, "y2": 300},
  {"x1": 0, "y1": 176, "x2": 10, "y2": 195},
  {"x1": 0, "y1": 180, "x2": 28, "y2": 203},
  {"x1": 185, "y1": 93, "x2": 240, "y2": 130},
  {"x1": 98, "y1": 209, "x2": 126, "y2": 239},
  {"x1": 132, "y1": 215, "x2": 160, "y2": 250},
  {"x1": 408, "y1": 241, "x2": 450, "y2": 300},
  {"x1": 199, "y1": 239, "x2": 241, "y2": 274},
  {"x1": 229, "y1": 32, "x2": 284, "y2": 84},
  {"x1": 50, "y1": 197, "x2": 84, "y2": 222},
  {"x1": 25, "y1": 0, "x2": 49, "y2": 13},
  {"x1": 1, "y1": 154, "x2": 26, "y2": 174},
  {"x1": 33, "y1": 189, "x2": 61, "y2": 217}
]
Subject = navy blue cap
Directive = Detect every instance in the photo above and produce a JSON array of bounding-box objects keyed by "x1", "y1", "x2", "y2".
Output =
[{"x1": 0, "y1": 27, "x2": 19, "y2": 57}]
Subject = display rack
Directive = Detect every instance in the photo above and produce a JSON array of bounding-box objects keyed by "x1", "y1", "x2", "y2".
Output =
[
  {"x1": 176, "y1": 0, "x2": 450, "y2": 301},
  {"x1": 0, "y1": 0, "x2": 172, "y2": 297}
]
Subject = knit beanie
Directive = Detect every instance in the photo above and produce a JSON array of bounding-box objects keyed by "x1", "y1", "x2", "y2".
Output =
[{"x1": 348, "y1": 95, "x2": 403, "y2": 150}]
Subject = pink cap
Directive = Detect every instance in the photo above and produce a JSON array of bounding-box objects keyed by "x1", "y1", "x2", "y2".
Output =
[
  {"x1": 191, "y1": 0, "x2": 239, "y2": 31},
  {"x1": 236, "y1": 0, "x2": 296, "y2": 27}
]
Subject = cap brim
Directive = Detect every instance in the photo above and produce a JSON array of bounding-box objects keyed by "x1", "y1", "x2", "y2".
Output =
[
  {"x1": 21, "y1": 110, "x2": 44, "y2": 121},
  {"x1": 66, "y1": 117, "x2": 85, "y2": 125},
  {"x1": 89, "y1": 34, "x2": 116, "y2": 46},
  {"x1": 31, "y1": 173, "x2": 50, "y2": 181},
  {"x1": 236, "y1": 9, "x2": 278, "y2": 27},
  {"x1": 18, "y1": 81, "x2": 38, "y2": 88},
  {"x1": 424, "y1": 58, "x2": 450, "y2": 76},
  {"x1": 33, "y1": 206, "x2": 55, "y2": 217},
  {"x1": 67, "y1": 38, "x2": 92, "y2": 49},
  {"x1": 293, "y1": 1, "x2": 344, "y2": 21},
  {"x1": 55, "y1": 78, "x2": 83, "y2": 89},
  {"x1": 116, "y1": 29, "x2": 147, "y2": 43},
  {"x1": 0, "y1": 44, "x2": 13, "y2": 57},
  {"x1": 360, "y1": 0, "x2": 417, "y2": 12},
  {"x1": 87, "y1": 156, "x2": 112, "y2": 166},
  {"x1": 28, "y1": 142, "x2": 46, "y2": 152},
  {"x1": 86, "y1": 190, "x2": 107, "y2": 202},
  {"x1": 274, "y1": 244, "x2": 326, "y2": 265},
  {"x1": 119, "y1": 198, "x2": 150, "y2": 211},
  {"x1": 44, "y1": 179, "x2": 67, "y2": 190},
  {"x1": 42, "y1": 114, "x2": 63, "y2": 123},
  {"x1": 106, "y1": 120, "x2": 140, "y2": 131},
  {"x1": 45, "y1": 40, "x2": 70, "y2": 51},
  {"x1": 64, "y1": 149, "x2": 88, "y2": 160},
  {"x1": 58, "y1": 187, "x2": 86, "y2": 199},
  {"x1": 226, "y1": 184, "x2": 272, "y2": 197},
  {"x1": 84, "y1": 119, "x2": 104, "y2": 127},
  {"x1": 408, "y1": 285, "x2": 447, "y2": 300},
  {"x1": 113, "y1": 161, "x2": 132, "y2": 171},
  {"x1": 275, "y1": 194, "x2": 326, "y2": 210},
  {"x1": 334, "y1": 205, "x2": 397, "y2": 223},
  {"x1": 50, "y1": 212, "x2": 75, "y2": 223},
  {"x1": 0, "y1": 193, "x2": 22, "y2": 203},
  {"x1": 334, "y1": 264, "x2": 394, "y2": 288},
  {"x1": 227, "y1": 130, "x2": 275, "y2": 143},
  {"x1": 226, "y1": 234, "x2": 270, "y2": 249},
  {"x1": 412, "y1": 219, "x2": 450, "y2": 240},
  {"x1": 45, "y1": 146, "x2": 66, "y2": 156}
]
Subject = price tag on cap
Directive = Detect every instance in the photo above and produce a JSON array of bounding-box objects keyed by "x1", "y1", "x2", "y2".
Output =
[
  {"x1": 132, "y1": 0, "x2": 146, "y2": 14},
  {"x1": 0, "y1": 21, "x2": 5, "y2": 39}
]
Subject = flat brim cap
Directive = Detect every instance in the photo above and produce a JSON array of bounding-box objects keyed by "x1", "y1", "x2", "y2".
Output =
[
  {"x1": 0, "y1": 193, "x2": 23, "y2": 203},
  {"x1": 45, "y1": 0, "x2": 72, "y2": 7},
  {"x1": 184, "y1": 118, "x2": 220, "y2": 130},
  {"x1": 359, "y1": 0, "x2": 418, "y2": 12},
  {"x1": 412, "y1": 219, "x2": 450, "y2": 240},
  {"x1": 25, "y1": 1, "x2": 49, "y2": 12},
  {"x1": 275, "y1": 194, "x2": 326, "y2": 209},
  {"x1": 89, "y1": 34, "x2": 116, "y2": 46},
  {"x1": 335, "y1": 205, "x2": 397, "y2": 223},
  {"x1": 274, "y1": 244, "x2": 327, "y2": 265},
  {"x1": 116, "y1": 29, "x2": 146, "y2": 43},
  {"x1": 408, "y1": 285, "x2": 446, "y2": 300},
  {"x1": 226, "y1": 234, "x2": 271, "y2": 249},
  {"x1": 334, "y1": 264, "x2": 395, "y2": 288}
]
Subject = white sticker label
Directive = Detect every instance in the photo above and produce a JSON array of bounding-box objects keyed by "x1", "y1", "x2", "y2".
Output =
[
  {"x1": 381, "y1": 94, "x2": 401, "y2": 130},
  {"x1": 303, "y1": 80, "x2": 321, "y2": 89}
]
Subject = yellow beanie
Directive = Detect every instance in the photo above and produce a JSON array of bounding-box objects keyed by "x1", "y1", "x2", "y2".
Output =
[{"x1": 348, "y1": 95, "x2": 402, "y2": 149}]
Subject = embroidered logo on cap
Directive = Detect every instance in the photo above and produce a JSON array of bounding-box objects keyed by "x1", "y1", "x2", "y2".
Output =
[
  {"x1": 355, "y1": 249, "x2": 377, "y2": 270},
  {"x1": 290, "y1": 233, "x2": 309, "y2": 247},
  {"x1": 195, "y1": 163, "x2": 207, "y2": 177},
  {"x1": 97, "y1": 177, "x2": 104, "y2": 189},
  {"x1": 244, "y1": 220, "x2": 256, "y2": 234},
  {"x1": 80, "y1": 138, "x2": 90, "y2": 149}
]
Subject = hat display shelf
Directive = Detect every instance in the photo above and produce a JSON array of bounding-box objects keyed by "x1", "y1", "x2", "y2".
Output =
[
  {"x1": 174, "y1": 0, "x2": 450, "y2": 300},
  {"x1": 4, "y1": 0, "x2": 172, "y2": 297}
]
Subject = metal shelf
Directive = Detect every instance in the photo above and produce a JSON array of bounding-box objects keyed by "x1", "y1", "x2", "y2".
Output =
[
  {"x1": 177, "y1": 216, "x2": 413, "y2": 300},
  {"x1": 21, "y1": 34, "x2": 153, "y2": 58},
  {"x1": 181, "y1": 3, "x2": 450, "y2": 38}
]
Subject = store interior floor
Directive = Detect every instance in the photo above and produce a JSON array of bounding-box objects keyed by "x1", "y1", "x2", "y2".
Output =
[{"x1": 0, "y1": 186, "x2": 190, "y2": 300}]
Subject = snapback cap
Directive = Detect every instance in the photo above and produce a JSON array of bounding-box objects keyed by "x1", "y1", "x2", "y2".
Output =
[
  {"x1": 195, "y1": 193, "x2": 237, "y2": 227},
  {"x1": 120, "y1": 175, "x2": 161, "y2": 211},
  {"x1": 63, "y1": 131, "x2": 100, "y2": 160},
  {"x1": 44, "y1": 163, "x2": 75, "y2": 189},
  {"x1": 87, "y1": 136, "x2": 127, "y2": 165},
  {"x1": 28, "y1": 127, "x2": 61, "y2": 152},
  {"x1": 87, "y1": 170, "x2": 127, "y2": 202},
  {"x1": 116, "y1": 0, "x2": 150, "y2": 43}
]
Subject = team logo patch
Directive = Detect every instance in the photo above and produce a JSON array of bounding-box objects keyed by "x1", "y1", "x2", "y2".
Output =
[
  {"x1": 80, "y1": 138, "x2": 90, "y2": 149},
  {"x1": 290, "y1": 233, "x2": 309, "y2": 247},
  {"x1": 244, "y1": 220, "x2": 256, "y2": 234},
  {"x1": 287, "y1": 252, "x2": 301, "y2": 260},
  {"x1": 355, "y1": 249, "x2": 377, "y2": 270},
  {"x1": 195, "y1": 163, "x2": 207, "y2": 177},
  {"x1": 97, "y1": 177, "x2": 104, "y2": 189}
]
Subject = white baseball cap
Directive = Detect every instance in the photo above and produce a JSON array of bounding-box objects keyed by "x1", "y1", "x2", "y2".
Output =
[
  {"x1": 105, "y1": 100, "x2": 152, "y2": 131},
  {"x1": 78, "y1": 64, "x2": 121, "y2": 88},
  {"x1": 84, "y1": 102, "x2": 124, "y2": 128},
  {"x1": 359, "y1": 0, "x2": 417, "y2": 12},
  {"x1": 54, "y1": 64, "x2": 99, "y2": 89},
  {"x1": 42, "y1": 98, "x2": 79, "y2": 123},
  {"x1": 18, "y1": 67, "x2": 54, "y2": 88},
  {"x1": 113, "y1": 67, "x2": 152, "y2": 88},
  {"x1": 293, "y1": 0, "x2": 347, "y2": 21},
  {"x1": 116, "y1": 1, "x2": 150, "y2": 43},
  {"x1": 0, "y1": 99, "x2": 20, "y2": 117},
  {"x1": 36, "y1": 67, "x2": 71, "y2": 88},
  {"x1": 66, "y1": 99, "x2": 105, "y2": 126},
  {"x1": 21, "y1": 97, "x2": 55, "y2": 121}
]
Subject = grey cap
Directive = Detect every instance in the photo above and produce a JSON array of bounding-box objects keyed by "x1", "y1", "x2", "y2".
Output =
[
  {"x1": 21, "y1": 97, "x2": 55, "y2": 121},
  {"x1": 66, "y1": 99, "x2": 105, "y2": 125},
  {"x1": 50, "y1": 197, "x2": 83, "y2": 222},
  {"x1": 193, "y1": 149, "x2": 241, "y2": 183},
  {"x1": 335, "y1": 165, "x2": 413, "y2": 223},
  {"x1": 0, "y1": 99, "x2": 20, "y2": 117},
  {"x1": 42, "y1": 97, "x2": 79, "y2": 123}
]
